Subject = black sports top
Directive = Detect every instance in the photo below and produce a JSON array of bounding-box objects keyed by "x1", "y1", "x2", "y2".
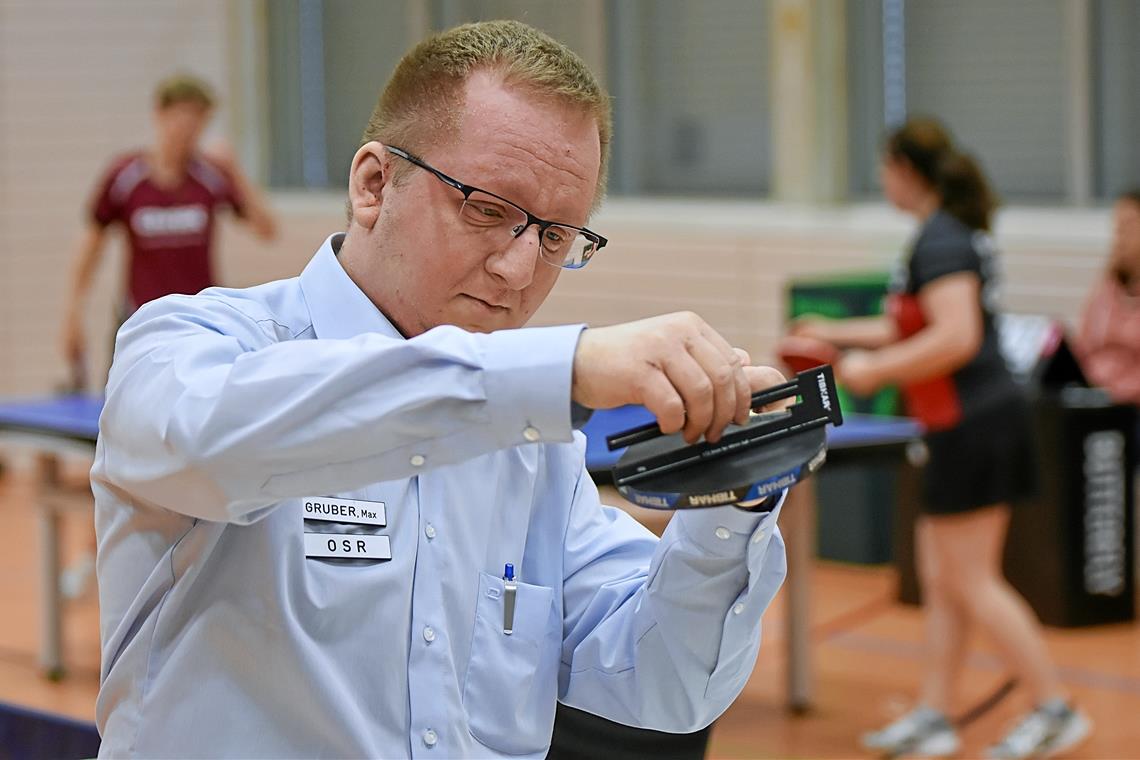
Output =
[{"x1": 887, "y1": 210, "x2": 1020, "y2": 429}]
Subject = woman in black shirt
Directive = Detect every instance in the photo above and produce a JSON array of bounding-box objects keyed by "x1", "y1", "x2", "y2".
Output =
[{"x1": 792, "y1": 118, "x2": 1089, "y2": 759}]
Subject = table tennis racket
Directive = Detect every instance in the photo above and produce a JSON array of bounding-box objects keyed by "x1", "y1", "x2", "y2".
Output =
[
  {"x1": 606, "y1": 366, "x2": 844, "y2": 509},
  {"x1": 775, "y1": 335, "x2": 841, "y2": 374}
]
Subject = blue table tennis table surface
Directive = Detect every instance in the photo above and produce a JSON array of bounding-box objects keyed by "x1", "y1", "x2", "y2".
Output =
[
  {"x1": 0, "y1": 395, "x2": 102, "y2": 442},
  {"x1": 0, "y1": 396, "x2": 923, "y2": 469}
]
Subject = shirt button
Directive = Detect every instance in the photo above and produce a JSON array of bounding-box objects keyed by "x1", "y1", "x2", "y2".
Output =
[
  {"x1": 425, "y1": 523, "x2": 436, "y2": 540},
  {"x1": 423, "y1": 626, "x2": 436, "y2": 643},
  {"x1": 410, "y1": 454, "x2": 426, "y2": 467},
  {"x1": 751, "y1": 529, "x2": 766, "y2": 544},
  {"x1": 423, "y1": 728, "x2": 438, "y2": 747},
  {"x1": 523, "y1": 426, "x2": 541, "y2": 442},
  {"x1": 715, "y1": 526, "x2": 731, "y2": 541},
  {"x1": 733, "y1": 603, "x2": 745, "y2": 615}
]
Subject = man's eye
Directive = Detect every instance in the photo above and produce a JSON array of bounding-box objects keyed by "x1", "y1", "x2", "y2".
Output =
[
  {"x1": 462, "y1": 200, "x2": 508, "y2": 223},
  {"x1": 475, "y1": 204, "x2": 504, "y2": 218}
]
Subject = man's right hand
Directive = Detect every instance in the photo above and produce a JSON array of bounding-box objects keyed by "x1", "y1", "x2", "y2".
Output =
[
  {"x1": 572, "y1": 312, "x2": 785, "y2": 445},
  {"x1": 61, "y1": 312, "x2": 86, "y2": 382}
]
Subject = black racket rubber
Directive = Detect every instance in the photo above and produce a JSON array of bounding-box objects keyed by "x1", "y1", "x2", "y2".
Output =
[{"x1": 613, "y1": 421, "x2": 827, "y2": 509}]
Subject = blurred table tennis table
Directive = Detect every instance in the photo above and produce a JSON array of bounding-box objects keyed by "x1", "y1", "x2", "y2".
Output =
[
  {"x1": 0, "y1": 394, "x2": 923, "y2": 704},
  {"x1": 0, "y1": 395, "x2": 101, "y2": 679},
  {"x1": 582, "y1": 406, "x2": 922, "y2": 712}
]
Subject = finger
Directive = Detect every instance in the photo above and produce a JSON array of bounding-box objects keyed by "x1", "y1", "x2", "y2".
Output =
[
  {"x1": 745, "y1": 366, "x2": 791, "y2": 411},
  {"x1": 731, "y1": 348, "x2": 753, "y2": 424},
  {"x1": 661, "y1": 349, "x2": 717, "y2": 444},
  {"x1": 695, "y1": 324, "x2": 750, "y2": 428},
  {"x1": 639, "y1": 366, "x2": 686, "y2": 435},
  {"x1": 689, "y1": 331, "x2": 742, "y2": 439},
  {"x1": 685, "y1": 335, "x2": 739, "y2": 443},
  {"x1": 696, "y1": 320, "x2": 739, "y2": 367}
]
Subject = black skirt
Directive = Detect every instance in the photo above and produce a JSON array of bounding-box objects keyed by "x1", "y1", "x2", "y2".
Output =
[{"x1": 921, "y1": 393, "x2": 1038, "y2": 515}]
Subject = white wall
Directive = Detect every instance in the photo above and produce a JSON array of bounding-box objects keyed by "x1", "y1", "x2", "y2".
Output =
[
  {"x1": 0, "y1": 0, "x2": 235, "y2": 393},
  {"x1": 0, "y1": 1, "x2": 1115, "y2": 396},
  {"x1": 212, "y1": 195, "x2": 1111, "y2": 373}
]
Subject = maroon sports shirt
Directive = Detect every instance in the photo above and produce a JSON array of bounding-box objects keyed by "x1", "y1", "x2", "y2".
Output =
[{"x1": 90, "y1": 152, "x2": 246, "y2": 311}]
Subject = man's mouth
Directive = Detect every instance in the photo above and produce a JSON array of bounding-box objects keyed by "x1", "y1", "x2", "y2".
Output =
[{"x1": 464, "y1": 294, "x2": 511, "y2": 312}]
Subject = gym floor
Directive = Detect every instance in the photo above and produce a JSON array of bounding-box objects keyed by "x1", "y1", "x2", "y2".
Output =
[{"x1": 1, "y1": 467, "x2": 1137, "y2": 759}]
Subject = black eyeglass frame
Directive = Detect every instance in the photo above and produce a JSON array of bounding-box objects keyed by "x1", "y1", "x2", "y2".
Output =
[{"x1": 384, "y1": 145, "x2": 608, "y2": 269}]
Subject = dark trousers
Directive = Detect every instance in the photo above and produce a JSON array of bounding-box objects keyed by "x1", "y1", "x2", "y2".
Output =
[{"x1": 547, "y1": 703, "x2": 711, "y2": 760}]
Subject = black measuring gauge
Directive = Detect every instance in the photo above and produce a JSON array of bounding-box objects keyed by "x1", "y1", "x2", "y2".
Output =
[{"x1": 606, "y1": 366, "x2": 844, "y2": 509}]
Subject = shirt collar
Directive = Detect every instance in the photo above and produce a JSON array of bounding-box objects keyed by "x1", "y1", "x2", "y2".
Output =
[{"x1": 299, "y1": 233, "x2": 403, "y2": 340}]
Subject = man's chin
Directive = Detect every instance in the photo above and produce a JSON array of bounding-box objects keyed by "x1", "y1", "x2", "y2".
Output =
[
  {"x1": 454, "y1": 315, "x2": 523, "y2": 333},
  {"x1": 449, "y1": 297, "x2": 524, "y2": 332}
]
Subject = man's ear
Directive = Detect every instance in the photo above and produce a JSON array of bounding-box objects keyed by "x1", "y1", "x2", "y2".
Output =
[{"x1": 348, "y1": 142, "x2": 390, "y2": 230}]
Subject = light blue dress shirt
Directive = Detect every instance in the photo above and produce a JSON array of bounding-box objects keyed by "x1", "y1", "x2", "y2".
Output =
[{"x1": 93, "y1": 233, "x2": 787, "y2": 758}]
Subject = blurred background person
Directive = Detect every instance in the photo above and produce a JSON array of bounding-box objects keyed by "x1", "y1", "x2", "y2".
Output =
[
  {"x1": 55, "y1": 73, "x2": 277, "y2": 599},
  {"x1": 1077, "y1": 189, "x2": 1140, "y2": 405},
  {"x1": 60, "y1": 73, "x2": 278, "y2": 393},
  {"x1": 788, "y1": 118, "x2": 1090, "y2": 759}
]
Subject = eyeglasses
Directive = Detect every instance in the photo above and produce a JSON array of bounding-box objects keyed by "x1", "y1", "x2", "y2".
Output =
[{"x1": 385, "y1": 145, "x2": 607, "y2": 269}]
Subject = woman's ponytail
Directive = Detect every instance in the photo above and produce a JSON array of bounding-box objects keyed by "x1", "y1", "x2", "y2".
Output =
[
  {"x1": 936, "y1": 151, "x2": 998, "y2": 232},
  {"x1": 885, "y1": 117, "x2": 1000, "y2": 231}
]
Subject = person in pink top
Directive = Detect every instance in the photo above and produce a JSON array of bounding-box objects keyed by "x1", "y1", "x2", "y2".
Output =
[
  {"x1": 61, "y1": 74, "x2": 278, "y2": 388},
  {"x1": 1077, "y1": 190, "x2": 1140, "y2": 404}
]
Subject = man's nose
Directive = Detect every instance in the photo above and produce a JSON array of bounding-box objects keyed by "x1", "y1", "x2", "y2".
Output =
[{"x1": 485, "y1": 223, "x2": 541, "y2": 289}]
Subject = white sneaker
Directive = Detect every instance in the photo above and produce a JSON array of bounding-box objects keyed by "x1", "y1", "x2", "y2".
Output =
[
  {"x1": 861, "y1": 706, "x2": 960, "y2": 757},
  {"x1": 986, "y1": 702, "x2": 1092, "y2": 759}
]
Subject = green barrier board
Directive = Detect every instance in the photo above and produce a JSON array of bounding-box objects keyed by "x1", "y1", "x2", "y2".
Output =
[{"x1": 786, "y1": 272, "x2": 900, "y2": 417}]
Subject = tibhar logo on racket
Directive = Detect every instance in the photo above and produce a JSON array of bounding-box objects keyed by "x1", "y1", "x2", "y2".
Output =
[
  {"x1": 757, "y1": 473, "x2": 798, "y2": 496},
  {"x1": 688, "y1": 490, "x2": 740, "y2": 507},
  {"x1": 817, "y1": 373, "x2": 832, "y2": 411}
]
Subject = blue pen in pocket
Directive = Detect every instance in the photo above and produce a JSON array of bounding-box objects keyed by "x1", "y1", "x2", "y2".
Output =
[{"x1": 502, "y1": 563, "x2": 517, "y2": 635}]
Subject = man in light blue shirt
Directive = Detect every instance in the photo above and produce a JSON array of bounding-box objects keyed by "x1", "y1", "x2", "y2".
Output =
[{"x1": 94, "y1": 20, "x2": 789, "y2": 758}]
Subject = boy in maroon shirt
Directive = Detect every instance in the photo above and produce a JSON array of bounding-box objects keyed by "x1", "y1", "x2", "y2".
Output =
[
  {"x1": 62, "y1": 74, "x2": 277, "y2": 386},
  {"x1": 57, "y1": 75, "x2": 277, "y2": 600}
]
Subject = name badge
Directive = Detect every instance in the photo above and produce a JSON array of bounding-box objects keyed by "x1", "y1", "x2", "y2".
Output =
[
  {"x1": 303, "y1": 497, "x2": 386, "y2": 526},
  {"x1": 305, "y1": 533, "x2": 392, "y2": 560}
]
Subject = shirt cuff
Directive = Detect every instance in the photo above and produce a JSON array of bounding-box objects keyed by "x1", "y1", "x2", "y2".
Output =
[
  {"x1": 673, "y1": 490, "x2": 786, "y2": 559},
  {"x1": 482, "y1": 324, "x2": 586, "y2": 447}
]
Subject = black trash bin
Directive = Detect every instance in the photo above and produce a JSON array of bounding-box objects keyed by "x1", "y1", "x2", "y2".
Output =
[
  {"x1": 895, "y1": 320, "x2": 1136, "y2": 627},
  {"x1": 1003, "y1": 386, "x2": 1136, "y2": 627}
]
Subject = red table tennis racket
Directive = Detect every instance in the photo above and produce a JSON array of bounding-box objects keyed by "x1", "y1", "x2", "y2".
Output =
[{"x1": 775, "y1": 335, "x2": 840, "y2": 374}]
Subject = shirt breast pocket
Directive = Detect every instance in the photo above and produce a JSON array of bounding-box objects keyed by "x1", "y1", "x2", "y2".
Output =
[{"x1": 463, "y1": 571, "x2": 561, "y2": 755}]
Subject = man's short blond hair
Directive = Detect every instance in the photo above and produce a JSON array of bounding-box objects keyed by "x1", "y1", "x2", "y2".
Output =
[
  {"x1": 154, "y1": 73, "x2": 216, "y2": 111},
  {"x1": 361, "y1": 20, "x2": 612, "y2": 211}
]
